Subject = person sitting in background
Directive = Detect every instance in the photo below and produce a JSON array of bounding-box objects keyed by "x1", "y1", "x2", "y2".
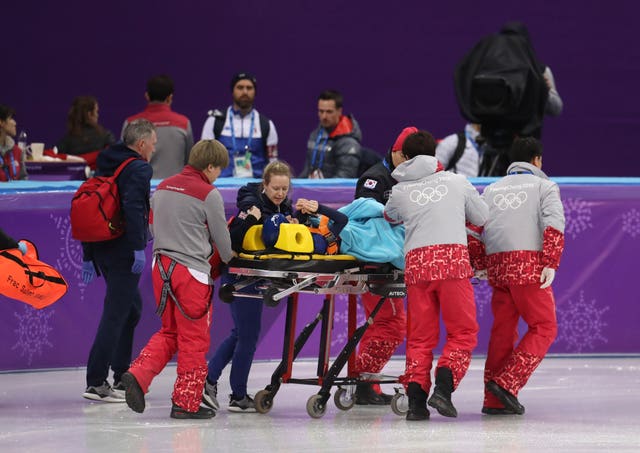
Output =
[
  {"x1": 0, "y1": 104, "x2": 28, "y2": 182},
  {"x1": 56, "y1": 96, "x2": 115, "y2": 170}
]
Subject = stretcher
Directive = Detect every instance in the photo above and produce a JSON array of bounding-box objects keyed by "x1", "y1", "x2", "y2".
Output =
[{"x1": 219, "y1": 253, "x2": 408, "y2": 418}]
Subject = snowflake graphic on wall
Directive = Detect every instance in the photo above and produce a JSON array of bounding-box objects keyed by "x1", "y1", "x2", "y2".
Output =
[
  {"x1": 556, "y1": 291, "x2": 608, "y2": 352},
  {"x1": 51, "y1": 214, "x2": 87, "y2": 298},
  {"x1": 562, "y1": 198, "x2": 594, "y2": 239},
  {"x1": 12, "y1": 305, "x2": 55, "y2": 365},
  {"x1": 472, "y1": 280, "x2": 492, "y2": 318},
  {"x1": 621, "y1": 208, "x2": 640, "y2": 238}
]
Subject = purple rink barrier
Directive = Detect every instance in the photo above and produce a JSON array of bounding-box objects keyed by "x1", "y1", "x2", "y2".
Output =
[{"x1": 1, "y1": 177, "x2": 639, "y2": 371}]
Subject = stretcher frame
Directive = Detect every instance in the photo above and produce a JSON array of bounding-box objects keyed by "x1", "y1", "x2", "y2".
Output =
[{"x1": 221, "y1": 257, "x2": 407, "y2": 418}]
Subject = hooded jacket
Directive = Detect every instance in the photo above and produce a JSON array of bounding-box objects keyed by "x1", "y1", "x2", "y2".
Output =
[
  {"x1": 301, "y1": 115, "x2": 362, "y2": 178},
  {"x1": 477, "y1": 161, "x2": 565, "y2": 286},
  {"x1": 384, "y1": 155, "x2": 488, "y2": 284}
]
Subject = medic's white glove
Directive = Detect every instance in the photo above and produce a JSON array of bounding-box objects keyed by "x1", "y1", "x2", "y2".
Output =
[
  {"x1": 474, "y1": 269, "x2": 488, "y2": 280},
  {"x1": 540, "y1": 267, "x2": 556, "y2": 289}
]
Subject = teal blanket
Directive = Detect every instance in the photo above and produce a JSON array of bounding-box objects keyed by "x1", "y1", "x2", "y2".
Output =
[{"x1": 338, "y1": 198, "x2": 405, "y2": 269}]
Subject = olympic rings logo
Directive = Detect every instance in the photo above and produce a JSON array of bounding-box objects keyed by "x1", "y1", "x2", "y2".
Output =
[
  {"x1": 409, "y1": 185, "x2": 448, "y2": 205},
  {"x1": 493, "y1": 191, "x2": 528, "y2": 210}
]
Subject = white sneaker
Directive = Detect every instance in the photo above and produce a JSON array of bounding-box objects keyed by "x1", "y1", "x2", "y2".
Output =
[
  {"x1": 82, "y1": 381, "x2": 126, "y2": 403},
  {"x1": 202, "y1": 380, "x2": 220, "y2": 411}
]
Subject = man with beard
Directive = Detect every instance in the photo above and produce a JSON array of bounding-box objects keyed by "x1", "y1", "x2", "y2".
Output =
[{"x1": 200, "y1": 72, "x2": 278, "y2": 178}]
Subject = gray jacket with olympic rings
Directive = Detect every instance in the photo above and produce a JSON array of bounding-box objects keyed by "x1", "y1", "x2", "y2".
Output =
[
  {"x1": 384, "y1": 155, "x2": 488, "y2": 255},
  {"x1": 481, "y1": 162, "x2": 564, "y2": 256}
]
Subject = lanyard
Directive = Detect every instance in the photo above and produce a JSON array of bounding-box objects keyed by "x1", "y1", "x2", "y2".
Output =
[
  {"x1": 508, "y1": 170, "x2": 534, "y2": 175},
  {"x1": 465, "y1": 129, "x2": 481, "y2": 155},
  {"x1": 229, "y1": 109, "x2": 255, "y2": 154},
  {"x1": 382, "y1": 156, "x2": 391, "y2": 171},
  {"x1": 311, "y1": 130, "x2": 329, "y2": 170},
  {"x1": 3, "y1": 152, "x2": 16, "y2": 180}
]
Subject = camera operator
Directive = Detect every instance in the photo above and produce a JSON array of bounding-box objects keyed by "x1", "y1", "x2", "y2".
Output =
[{"x1": 455, "y1": 21, "x2": 563, "y2": 176}]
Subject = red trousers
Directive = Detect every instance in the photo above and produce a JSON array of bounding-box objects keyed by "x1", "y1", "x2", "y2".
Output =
[
  {"x1": 355, "y1": 292, "x2": 406, "y2": 379},
  {"x1": 129, "y1": 255, "x2": 213, "y2": 412},
  {"x1": 484, "y1": 284, "x2": 557, "y2": 408},
  {"x1": 402, "y1": 279, "x2": 478, "y2": 395}
]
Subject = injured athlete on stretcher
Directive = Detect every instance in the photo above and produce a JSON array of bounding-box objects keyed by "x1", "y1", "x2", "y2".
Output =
[{"x1": 220, "y1": 197, "x2": 406, "y2": 306}]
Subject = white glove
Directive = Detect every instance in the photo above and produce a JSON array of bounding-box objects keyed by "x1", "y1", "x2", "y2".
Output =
[
  {"x1": 540, "y1": 267, "x2": 556, "y2": 289},
  {"x1": 474, "y1": 269, "x2": 488, "y2": 280}
]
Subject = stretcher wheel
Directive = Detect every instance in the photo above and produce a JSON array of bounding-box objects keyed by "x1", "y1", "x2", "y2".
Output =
[
  {"x1": 254, "y1": 389, "x2": 273, "y2": 414},
  {"x1": 333, "y1": 387, "x2": 355, "y2": 411},
  {"x1": 306, "y1": 394, "x2": 327, "y2": 418},
  {"x1": 263, "y1": 287, "x2": 281, "y2": 307},
  {"x1": 219, "y1": 284, "x2": 235, "y2": 303},
  {"x1": 391, "y1": 389, "x2": 408, "y2": 416}
]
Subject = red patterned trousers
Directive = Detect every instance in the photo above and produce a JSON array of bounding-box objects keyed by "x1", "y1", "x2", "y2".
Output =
[
  {"x1": 483, "y1": 284, "x2": 557, "y2": 408},
  {"x1": 129, "y1": 256, "x2": 213, "y2": 412},
  {"x1": 355, "y1": 292, "x2": 406, "y2": 387},
  {"x1": 401, "y1": 279, "x2": 478, "y2": 395}
]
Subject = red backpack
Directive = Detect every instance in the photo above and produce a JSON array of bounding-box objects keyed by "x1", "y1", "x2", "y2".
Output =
[{"x1": 70, "y1": 157, "x2": 138, "y2": 242}]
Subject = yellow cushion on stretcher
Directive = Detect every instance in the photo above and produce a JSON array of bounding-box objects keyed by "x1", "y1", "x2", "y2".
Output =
[
  {"x1": 274, "y1": 224, "x2": 314, "y2": 253},
  {"x1": 242, "y1": 225, "x2": 266, "y2": 251}
]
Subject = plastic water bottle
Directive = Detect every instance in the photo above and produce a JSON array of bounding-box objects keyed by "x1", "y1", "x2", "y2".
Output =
[{"x1": 17, "y1": 131, "x2": 28, "y2": 159}]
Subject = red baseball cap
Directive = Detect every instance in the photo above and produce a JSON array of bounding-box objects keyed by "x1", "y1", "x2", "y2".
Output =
[{"x1": 392, "y1": 126, "x2": 419, "y2": 152}]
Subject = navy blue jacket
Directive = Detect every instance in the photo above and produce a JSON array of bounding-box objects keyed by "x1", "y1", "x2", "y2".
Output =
[
  {"x1": 229, "y1": 182, "x2": 293, "y2": 251},
  {"x1": 83, "y1": 142, "x2": 152, "y2": 260}
]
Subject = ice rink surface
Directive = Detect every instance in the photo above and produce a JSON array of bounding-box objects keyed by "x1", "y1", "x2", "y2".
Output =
[{"x1": 1, "y1": 356, "x2": 638, "y2": 452}]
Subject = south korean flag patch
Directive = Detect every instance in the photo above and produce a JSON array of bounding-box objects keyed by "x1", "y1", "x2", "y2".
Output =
[{"x1": 363, "y1": 179, "x2": 378, "y2": 189}]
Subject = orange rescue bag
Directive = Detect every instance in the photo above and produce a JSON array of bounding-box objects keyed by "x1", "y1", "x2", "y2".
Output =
[{"x1": 0, "y1": 240, "x2": 68, "y2": 309}]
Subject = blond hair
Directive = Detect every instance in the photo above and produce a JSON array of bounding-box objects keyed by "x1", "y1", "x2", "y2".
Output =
[{"x1": 262, "y1": 160, "x2": 293, "y2": 185}]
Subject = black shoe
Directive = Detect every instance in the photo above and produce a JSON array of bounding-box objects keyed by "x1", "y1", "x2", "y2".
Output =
[
  {"x1": 170, "y1": 404, "x2": 216, "y2": 419},
  {"x1": 486, "y1": 381, "x2": 525, "y2": 415},
  {"x1": 406, "y1": 382, "x2": 430, "y2": 421},
  {"x1": 355, "y1": 383, "x2": 390, "y2": 406},
  {"x1": 481, "y1": 406, "x2": 517, "y2": 415},
  {"x1": 379, "y1": 391, "x2": 394, "y2": 404},
  {"x1": 406, "y1": 406, "x2": 430, "y2": 421},
  {"x1": 427, "y1": 367, "x2": 458, "y2": 417},
  {"x1": 427, "y1": 387, "x2": 458, "y2": 417},
  {"x1": 121, "y1": 372, "x2": 145, "y2": 413}
]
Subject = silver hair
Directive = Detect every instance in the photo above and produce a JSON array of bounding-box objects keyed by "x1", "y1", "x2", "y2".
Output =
[{"x1": 123, "y1": 118, "x2": 156, "y2": 147}]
